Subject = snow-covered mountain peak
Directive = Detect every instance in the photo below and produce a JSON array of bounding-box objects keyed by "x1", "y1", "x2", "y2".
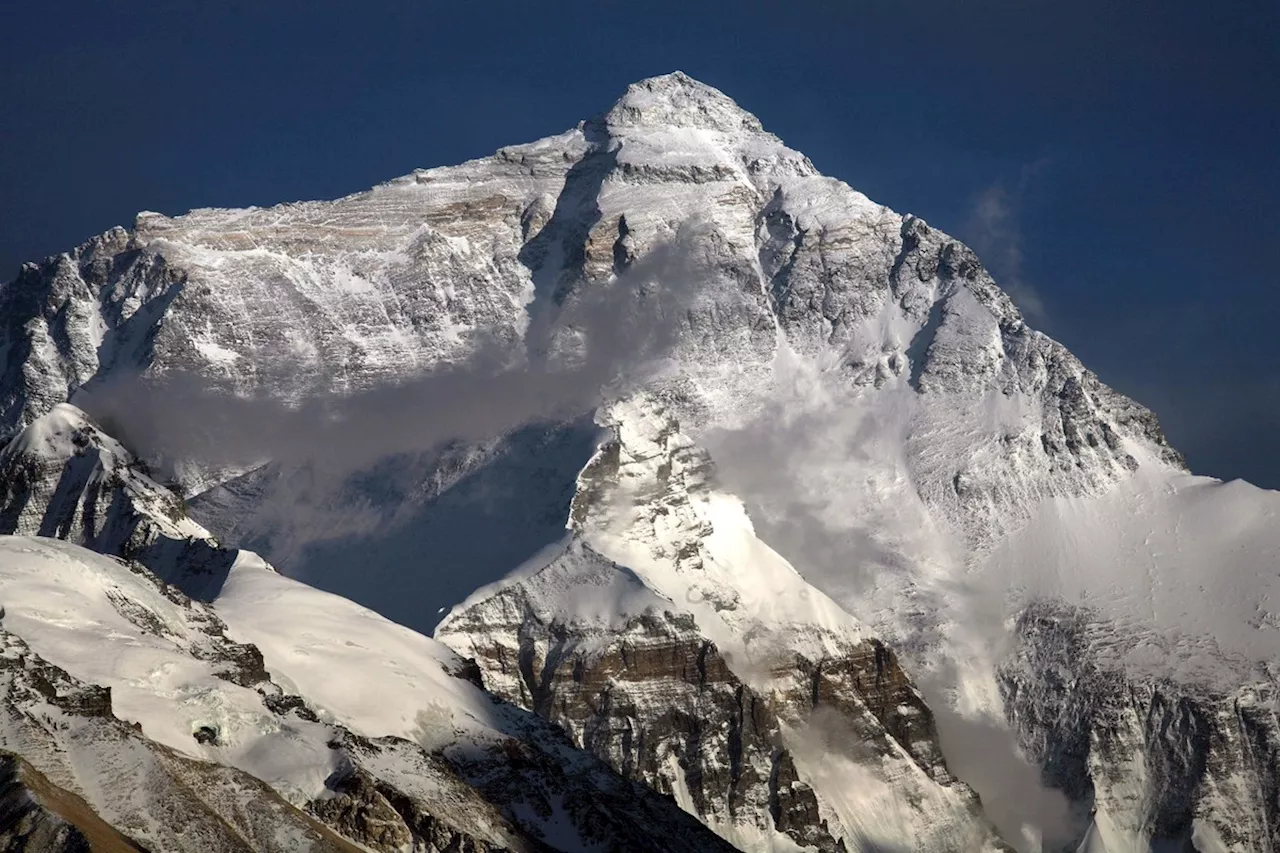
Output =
[
  {"x1": 602, "y1": 71, "x2": 765, "y2": 133},
  {"x1": 588, "y1": 72, "x2": 820, "y2": 196},
  {"x1": 5, "y1": 71, "x2": 1277, "y2": 853},
  {"x1": 573, "y1": 395, "x2": 872, "y2": 667}
]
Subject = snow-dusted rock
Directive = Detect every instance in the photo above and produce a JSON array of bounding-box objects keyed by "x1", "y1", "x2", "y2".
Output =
[
  {"x1": 0, "y1": 403, "x2": 237, "y2": 597},
  {"x1": 1001, "y1": 601, "x2": 1280, "y2": 853},
  {"x1": 0, "y1": 542, "x2": 365, "y2": 852}
]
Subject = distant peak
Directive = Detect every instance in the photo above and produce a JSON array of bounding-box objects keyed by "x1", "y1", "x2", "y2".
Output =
[{"x1": 603, "y1": 71, "x2": 765, "y2": 133}]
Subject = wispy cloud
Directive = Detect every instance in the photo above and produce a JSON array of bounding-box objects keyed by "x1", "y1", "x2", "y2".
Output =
[
  {"x1": 966, "y1": 161, "x2": 1051, "y2": 325},
  {"x1": 79, "y1": 222, "x2": 711, "y2": 478}
]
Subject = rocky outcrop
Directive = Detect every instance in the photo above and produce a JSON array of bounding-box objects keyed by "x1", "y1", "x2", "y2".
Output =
[
  {"x1": 1000, "y1": 601, "x2": 1280, "y2": 852},
  {"x1": 0, "y1": 227, "x2": 167, "y2": 442},
  {"x1": 0, "y1": 625, "x2": 366, "y2": 853},
  {"x1": 0, "y1": 404, "x2": 236, "y2": 598},
  {"x1": 308, "y1": 760, "x2": 503, "y2": 853},
  {"x1": 447, "y1": 589, "x2": 990, "y2": 852},
  {"x1": 446, "y1": 591, "x2": 849, "y2": 852}
]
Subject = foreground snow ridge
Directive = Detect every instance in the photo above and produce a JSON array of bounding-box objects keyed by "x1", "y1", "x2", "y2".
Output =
[
  {"x1": 0, "y1": 71, "x2": 1276, "y2": 853},
  {"x1": 0, "y1": 535, "x2": 739, "y2": 852}
]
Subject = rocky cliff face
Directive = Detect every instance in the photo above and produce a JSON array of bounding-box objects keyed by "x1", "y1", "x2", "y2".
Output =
[
  {"x1": 1000, "y1": 602, "x2": 1280, "y2": 853},
  {"x1": 442, "y1": 580, "x2": 993, "y2": 853},
  {"x1": 441, "y1": 554, "x2": 849, "y2": 851}
]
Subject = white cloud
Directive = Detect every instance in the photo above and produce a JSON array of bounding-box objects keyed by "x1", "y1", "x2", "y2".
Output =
[{"x1": 966, "y1": 161, "x2": 1050, "y2": 325}]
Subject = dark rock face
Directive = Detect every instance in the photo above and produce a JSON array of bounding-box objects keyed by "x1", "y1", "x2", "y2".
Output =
[
  {"x1": 313, "y1": 724, "x2": 743, "y2": 853},
  {"x1": 309, "y1": 766, "x2": 445, "y2": 853},
  {"x1": 1000, "y1": 602, "x2": 1280, "y2": 851},
  {"x1": 310, "y1": 694, "x2": 739, "y2": 853},
  {"x1": 192, "y1": 726, "x2": 219, "y2": 746},
  {"x1": 441, "y1": 558, "x2": 1002, "y2": 852},
  {"x1": 795, "y1": 639, "x2": 954, "y2": 783},
  {"x1": 479, "y1": 607, "x2": 849, "y2": 851},
  {"x1": 0, "y1": 630, "x2": 114, "y2": 721}
]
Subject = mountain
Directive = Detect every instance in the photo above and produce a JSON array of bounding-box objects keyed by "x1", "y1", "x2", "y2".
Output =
[
  {"x1": 1, "y1": 71, "x2": 1277, "y2": 852},
  {"x1": 0, "y1": 407, "x2": 742, "y2": 852}
]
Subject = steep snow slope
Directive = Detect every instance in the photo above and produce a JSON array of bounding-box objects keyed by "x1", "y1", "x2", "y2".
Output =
[
  {"x1": 0, "y1": 542, "x2": 370, "y2": 852},
  {"x1": 0, "y1": 537, "x2": 338, "y2": 799},
  {"x1": 987, "y1": 459, "x2": 1280, "y2": 683}
]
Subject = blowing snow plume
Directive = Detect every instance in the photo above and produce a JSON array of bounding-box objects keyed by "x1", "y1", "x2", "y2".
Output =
[
  {"x1": 699, "y1": 359, "x2": 1078, "y2": 853},
  {"x1": 72, "y1": 223, "x2": 711, "y2": 632},
  {"x1": 78, "y1": 222, "x2": 711, "y2": 478}
]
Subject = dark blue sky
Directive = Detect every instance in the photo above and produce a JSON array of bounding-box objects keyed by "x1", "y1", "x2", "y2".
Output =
[{"x1": 4, "y1": 1, "x2": 1277, "y2": 487}]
